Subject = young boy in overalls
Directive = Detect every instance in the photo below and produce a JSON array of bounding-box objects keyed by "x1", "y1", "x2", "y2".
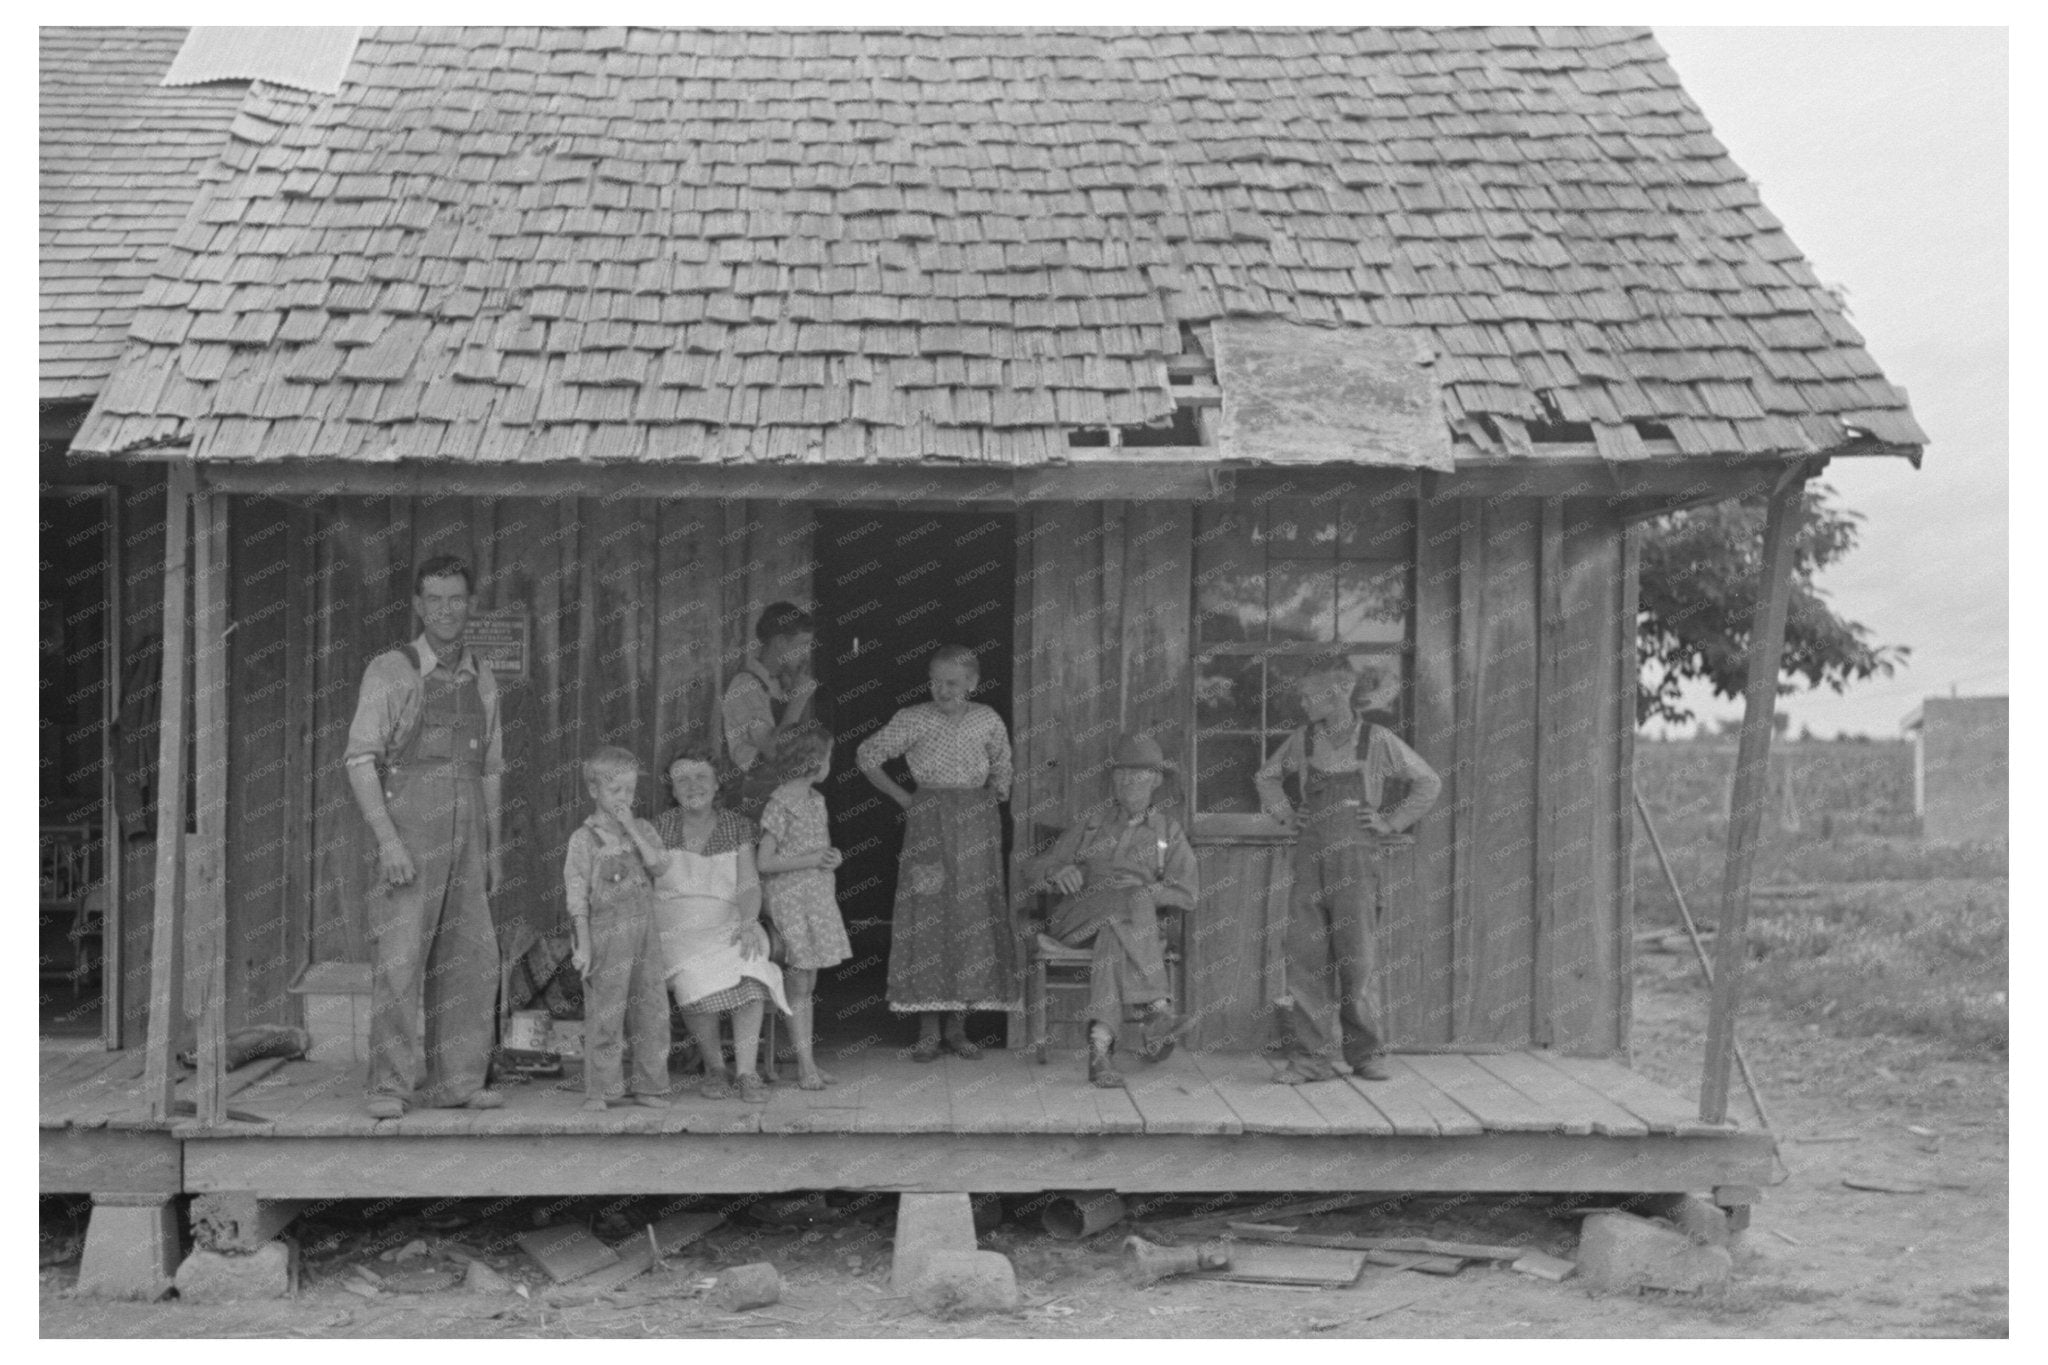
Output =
[
  {"x1": 1254, "y1": 657, "x2": 1441, "y2": 1083},
  {"x1": 562, "y1": 746, "x2": 673, "y2": 1111}
]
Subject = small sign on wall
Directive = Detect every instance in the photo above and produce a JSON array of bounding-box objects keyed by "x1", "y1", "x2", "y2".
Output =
[{"x1": 467, "y1": 608, "x2": 530, "y2": 680}]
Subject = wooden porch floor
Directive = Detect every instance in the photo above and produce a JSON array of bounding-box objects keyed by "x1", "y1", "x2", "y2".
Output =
[{"x1": 43, "y1": 1044, "x2": 1774, "y2": 1198}]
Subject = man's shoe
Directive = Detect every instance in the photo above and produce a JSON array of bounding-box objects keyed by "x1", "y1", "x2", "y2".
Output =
[
  {"x1": 1349, "y1": 1054, "x2": 1392, "y2": 1082},
  {"x1": 365, "y1": 1096, "x2": 406, "y2": 1120},
  {"x1": 1086, "y1": 1027, "x2": 1126, "y2": 1088},
  {"x1": 461, "y1": 1089, "x2": 505, "y2": 1110}
]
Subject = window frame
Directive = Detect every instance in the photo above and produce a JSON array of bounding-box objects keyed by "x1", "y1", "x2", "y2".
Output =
[{"x1": 1186, "y1": 495, "x2": 1419, "y2": 841}]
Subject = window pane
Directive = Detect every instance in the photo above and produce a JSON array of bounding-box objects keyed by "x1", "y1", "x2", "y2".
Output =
[
  {"x1": 1336, "y1": 561, "x2": 1408, "y2": 644},
  {"x1": 1195, "y1": 653, "x2": 1263, "y2": 730},
  {"x1": 1194, "y1": 733, "x2": 1265, "y2": 813},
  {"x1": 1338, "y1": 494, "x2": 1414, "y2": 559},
  {"x1": 1262, "y1": 497, "x2": 1337, "y2": 558},
  {"x1": 1265, "y1": 653, "x2": 1313, "y2": 731},
  {"x1": 1194, "y1": 507, "x2": 1265, "y2": 641},
  {"x1": 1353, "y1": 654, "x2": 1408, "y2": 730},
  {"x1": 1267, "y1": 559, "x2": 1336, "y2": 643}
]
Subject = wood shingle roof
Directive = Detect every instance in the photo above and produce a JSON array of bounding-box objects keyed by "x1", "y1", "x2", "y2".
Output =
[
  {"x1": 40, "y1": 27, "x2": 248, "y2": 404},
  {"x1": 68, "y1": 25, "x2": 1928, "y2": 465}
]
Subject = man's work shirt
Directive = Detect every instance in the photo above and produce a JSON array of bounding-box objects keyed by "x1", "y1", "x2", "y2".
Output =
[
  {"x1": 1253, "y1": 717, "x2": 1441, "y2": 832},
  {"x1": 1026, "y1": 804, "x2": 1199, "y2": 915},
  {"x1": 343, "y1": 633, "x2": 503, "y2": 778},
  {"x1": 720, "y1": 656, "x2": 786, "y2": 773}
]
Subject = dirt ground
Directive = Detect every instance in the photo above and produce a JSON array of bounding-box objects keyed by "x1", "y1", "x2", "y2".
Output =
[{"x1": 41, "y1": 894, "x2": 2007, "y2": 1339}]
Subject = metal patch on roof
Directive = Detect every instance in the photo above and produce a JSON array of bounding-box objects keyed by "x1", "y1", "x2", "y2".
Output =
[
  {"x1": 1213, "y1": 319, "x2": 1452, "y2": 470},
  {"x1": 163, "y1": 27, "x2": 362, "y2": 95}
]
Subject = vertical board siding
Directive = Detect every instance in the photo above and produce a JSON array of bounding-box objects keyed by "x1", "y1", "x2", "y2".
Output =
[
  {"x1": 1407, "y1": 492, "x2": 1462, "y2": 1045},
  {"x1": 1549, "y1": 500, "x2": 1625, "y2": 1053},
  {"x1": 225, "y1": 499, "x2": 295, "y2": 1028},
  {"x1": 1468, "y1": 498, "x2": 1540, "y2": 1044}
]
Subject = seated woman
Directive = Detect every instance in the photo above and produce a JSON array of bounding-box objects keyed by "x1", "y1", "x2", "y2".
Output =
[
  {"x1": 651, "y1": 744, "x2": 791, "y2": 1103},
  {"x1": 1023, "y1": 732, "x2": 1198, "y2": 1089}
]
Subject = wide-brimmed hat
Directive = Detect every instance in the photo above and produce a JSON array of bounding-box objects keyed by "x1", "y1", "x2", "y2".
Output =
[{"x1": 1110, "y1": 732, "x2": 1176, "y2": 774}]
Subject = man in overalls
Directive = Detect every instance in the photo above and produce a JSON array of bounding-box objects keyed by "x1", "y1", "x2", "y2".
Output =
[
  {"x1": 344, "y1": 555, "x2": 506, "y2": 1119},
  {"x1": 1255, "y1": 656, "x2": 1441, "y2": 1084}
]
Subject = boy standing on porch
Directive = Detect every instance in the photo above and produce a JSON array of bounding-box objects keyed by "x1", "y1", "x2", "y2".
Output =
[
  {"x1": 562, "y1": 746, "x2": 674, "y2": 1111},
  {"x1": 1255, "y1": 655, "x2": 1441, "y2": 1084},
  {"x1": 343, "y1": 555, "x2": 506, "y2": 1121}
]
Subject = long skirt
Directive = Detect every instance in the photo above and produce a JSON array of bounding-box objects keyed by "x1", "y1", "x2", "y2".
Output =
[{"x1": 886, "y1": 786, "x2": 1019, "y2": 1013}]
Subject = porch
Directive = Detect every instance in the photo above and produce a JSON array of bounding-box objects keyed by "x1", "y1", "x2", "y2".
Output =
[{"x1": 42, "y1": 1043, "x2": 1773, "y2": 1199}]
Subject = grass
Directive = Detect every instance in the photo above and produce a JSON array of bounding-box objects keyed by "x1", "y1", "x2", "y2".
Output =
[
  {"x1": 1741, "y1": 879, "x2": 2007, "y2": 1054},
  {"x1": 1635, "y1": 738, "x2": 2008, "y2": 1056}
]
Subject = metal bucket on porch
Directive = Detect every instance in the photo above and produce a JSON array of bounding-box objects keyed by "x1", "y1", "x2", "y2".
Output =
[{"x1": 504, "y1": 1010, "x2": 552, "y2": 1052}]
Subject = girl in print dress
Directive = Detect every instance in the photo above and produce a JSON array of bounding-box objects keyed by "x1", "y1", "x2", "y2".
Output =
[
  {"x1": 856, "y1": 643, "x2": 1018, "y2": 1062},
  {"x1": 754, "y1": 725, "x2": 851, "y2": 1091}
]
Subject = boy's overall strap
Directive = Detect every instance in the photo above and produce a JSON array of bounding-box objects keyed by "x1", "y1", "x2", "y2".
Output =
[{"x1": 396, "y1": 642, "x2": 421, "y2": 674}]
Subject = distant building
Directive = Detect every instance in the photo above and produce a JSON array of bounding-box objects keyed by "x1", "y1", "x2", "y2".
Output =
[{"x1": 1901, "y1": 696, "x2": 2007, "y2": 843}]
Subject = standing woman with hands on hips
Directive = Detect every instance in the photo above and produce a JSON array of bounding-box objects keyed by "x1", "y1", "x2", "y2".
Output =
[{"x1": 857, "y1": 644, "x2": 1019, "y2": 1062}]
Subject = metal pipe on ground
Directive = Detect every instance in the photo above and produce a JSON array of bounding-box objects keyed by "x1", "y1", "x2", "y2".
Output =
[{"x1": 1042, "y1": 1191, "x2": 1126, "y2": 1240}]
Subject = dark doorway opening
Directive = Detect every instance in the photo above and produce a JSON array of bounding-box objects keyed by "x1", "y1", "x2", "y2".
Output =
[
  {"x1": 812, "y1": 509, "x2": 1017, "y2": 1050},
  {"x1": 40, "y1": 487, "x2": 116, "y2": 1043}
]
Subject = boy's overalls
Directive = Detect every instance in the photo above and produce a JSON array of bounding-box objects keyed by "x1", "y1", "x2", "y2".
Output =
[
  {"x1": 1277, "y1": 729, "x2": 1390, "y2": 1070},
  {"x1": 580, "y1": 828, "x2": 672, "y2": 1101}
]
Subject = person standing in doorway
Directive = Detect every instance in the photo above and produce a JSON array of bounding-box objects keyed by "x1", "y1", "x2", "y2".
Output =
[
  {"x1": 721, "y1": 601, "x2": 821, "y2": 823},
  {"x1": 343, "y1": 555, "x2": 506, "y2": 1120},
  {"x1": 857, "y1": 644, "x2": 1018, "y2": 1061}
]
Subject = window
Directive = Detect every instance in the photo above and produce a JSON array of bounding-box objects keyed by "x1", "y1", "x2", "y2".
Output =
[{"x1": 1191, "y1": 493, "x2": 1415, "y2": 829}]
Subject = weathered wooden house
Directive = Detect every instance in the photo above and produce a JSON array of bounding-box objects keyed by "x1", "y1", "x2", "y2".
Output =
[{"x1": 43, "y1": 26, "x2": 1926, "y2": 1285}]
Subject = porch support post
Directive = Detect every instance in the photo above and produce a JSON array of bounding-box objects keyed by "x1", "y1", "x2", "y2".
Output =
[
  {"x1": 188, "y1": 488, "x2": 232, "y2": 1125},
  {"x1": 143, "y1": 462, "x2": 193, "y2": 1121},
  {"x1": 1699, "y1": 464, "x2": 1809, "y2": 1124}
]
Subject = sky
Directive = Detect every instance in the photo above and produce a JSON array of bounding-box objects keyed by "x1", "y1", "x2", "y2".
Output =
[{"x1": 1649, "y1": 26, "x2": 2008, "y2": 738}]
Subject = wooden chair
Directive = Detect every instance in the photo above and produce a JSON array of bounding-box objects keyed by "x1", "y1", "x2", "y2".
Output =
[{"x1": 1023, "y1": 822, "x2": 1188, "y2": 1063}]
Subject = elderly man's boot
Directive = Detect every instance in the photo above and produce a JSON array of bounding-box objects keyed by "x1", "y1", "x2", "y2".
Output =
[{"x1": 1086, "y1": 1023, "x2": 1125, "y2": 1089}]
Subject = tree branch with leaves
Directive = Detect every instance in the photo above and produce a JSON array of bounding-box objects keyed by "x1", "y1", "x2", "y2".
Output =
[{"x1": 1636, "y1": 484, "x2": 1907, "y2": 727}]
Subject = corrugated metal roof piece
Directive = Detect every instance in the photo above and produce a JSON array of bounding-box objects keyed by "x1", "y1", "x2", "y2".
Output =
[{"x1": 163, "y1": 27, "x2": 364, "y2": 96}]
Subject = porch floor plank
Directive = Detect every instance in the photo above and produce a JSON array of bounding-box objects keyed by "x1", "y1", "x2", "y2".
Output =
[
  {"x1": 1471, "y1": 1053, "x2": 1596, "y2": 1136},
  {"x1": 1543, "y1": 1055, "x2": 1734, "y2": 1136},
  {"x1": 1378, "y1": 1057, "x2": 1482, "y2": 1136},
  {"x1": 51, "y1": 1050, "x2": 149, "y2": 1130},
  {"x1": 1029, "y1": 1053, "x2": 1145, "y2": 1134},
  {"x1": 848, "y1": 1057, "x2": 952, "y2": 1133},
  {"x1": 1122, "y1": 1053, "x2": 1241, "y2": 1135},
  {"x1": 1291, "y1": 1070, "x2": 1398, "y2": 1135},
  {"x1": 946, "y1": 1055, "x2": 1042, "y2": 1134},
  {"x1": 1341, "y1": 1075, "x2": 1441, "y2": 1137},
  {"x1": 1399, "y1": 1054, "x2": 1561, "y2": 1133},
  {"x1": 1187, "y1": 1052, "x2": 1330, "y2": 1136},
  {"x1": 39, "y1": 1050, "x2": 135, "y2": 1126},
  {"x1": 1511, "y1": 1053, "x2": 1652, "y2": 1138}
]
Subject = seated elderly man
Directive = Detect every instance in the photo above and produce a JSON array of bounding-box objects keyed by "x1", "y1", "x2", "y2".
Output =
[{"x1": 1025, "y1": 732, "x2": 1198, "y2": 1089}]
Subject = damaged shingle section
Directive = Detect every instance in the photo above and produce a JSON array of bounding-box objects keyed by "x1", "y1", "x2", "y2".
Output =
[
  {"x1": 40, "y1": 27, "x2": 249, "y2": 404},
  {"x1": 72, "y1": 25, "x2": 1927, "y2": 464}
]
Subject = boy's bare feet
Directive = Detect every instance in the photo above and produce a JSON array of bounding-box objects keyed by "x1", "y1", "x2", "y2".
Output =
[{"x1": 736, "y1": 1072, "x2": 769, "y2": 1104}]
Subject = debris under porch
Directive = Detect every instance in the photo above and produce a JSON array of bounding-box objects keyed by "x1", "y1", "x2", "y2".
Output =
[{"x1": 42, "y1": 1044, "x2": 1774, "y2": 1201}]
